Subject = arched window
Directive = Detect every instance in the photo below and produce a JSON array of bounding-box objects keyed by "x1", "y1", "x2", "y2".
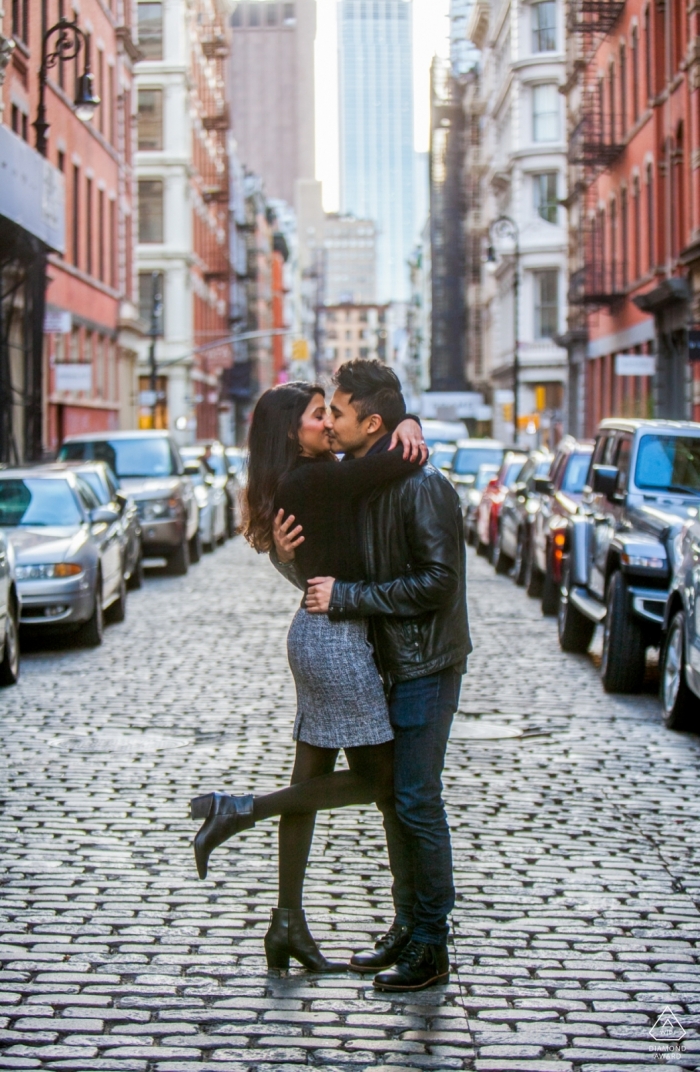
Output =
[
  {"x1": 631, "y1": 25, "x2": 639, "y2": 122},
  {"x1": 646, "y1": 162, "x2": 654, "y2": 271}
]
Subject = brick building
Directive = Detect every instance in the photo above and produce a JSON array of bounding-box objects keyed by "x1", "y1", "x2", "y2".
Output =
[
  {"x1": 564, "y1": 0, "x2": 700, "y2": 434},
  {"x1": 0, "y1": 0, "x2": 140, "y2": 459}
]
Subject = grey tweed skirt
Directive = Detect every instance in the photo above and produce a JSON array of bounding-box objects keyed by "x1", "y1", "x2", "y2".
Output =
[{"x1": 287, "y1": 607, "x2": 393, "y2": 749}]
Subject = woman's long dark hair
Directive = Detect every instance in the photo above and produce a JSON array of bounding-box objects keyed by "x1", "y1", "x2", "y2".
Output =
[{"x1": 244, "y1": 381, "x2": 328, "y2": 552}]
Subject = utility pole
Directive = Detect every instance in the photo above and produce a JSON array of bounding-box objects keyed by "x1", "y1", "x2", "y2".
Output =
[{"x1": 148, "y1": 273, "x2": 162, "y2": 428}]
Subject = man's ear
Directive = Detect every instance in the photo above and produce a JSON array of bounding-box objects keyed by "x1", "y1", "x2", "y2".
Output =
[{"x1": 364, "y1": 413, "x2": 384, "y2": 435}]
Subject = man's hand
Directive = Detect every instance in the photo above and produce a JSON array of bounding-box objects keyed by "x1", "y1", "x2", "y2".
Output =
[
  {"x1": 273, "y1": 509, "x2": 304, "y2": 563},
  {"x1": 390, "y1": 418, "x2": 428, "y2": 463},
  {"x1": 306, "y1": 576, "x2": 335, "y2": 613}
]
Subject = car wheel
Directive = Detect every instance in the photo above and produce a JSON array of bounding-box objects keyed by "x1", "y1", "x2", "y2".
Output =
[
  {"x1": 77, "y1": 576, "x2": 104, "y2": 647},
  {"x1": 525, "y1": 547, "x2": 544, "y2": 598},
  {"x1": 493, "y1": 530, "x2": 512, "y2": 575},
  {"x1": 558, "y1": 560, "x2": 595, "y2": 653},
  {"x1": 0, "y1": 593, "x2": 20, "y2": 686},
  {"x1": 541, "y1": 547, "x2": 559, "y2": 616},
  {"x1": 661, "y1": 610, "x2": 699, "y2": 730},
  {"x1": 601, "y1": 571, "x2": 646, "y2": 694},
  {"x1": 108, "y1": 572, "x2": 127, "y2": 624},
  {"x1": 168, "y1": 536, "x2": 190, "y2": 576},
  {"x1": 189, "y1": 530, "x2": 202, "y2": 564},
  {"x1": 513, "y1": 528, "x2": 528, "y2": 587},
  {"x1": 127, "y1": 551, "x2": 144, "y2": 590}
]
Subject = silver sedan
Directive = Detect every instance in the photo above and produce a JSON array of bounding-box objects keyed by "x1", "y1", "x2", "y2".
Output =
[{"x1": 0, "y1": 470, "x2": 126, "y2": 646}]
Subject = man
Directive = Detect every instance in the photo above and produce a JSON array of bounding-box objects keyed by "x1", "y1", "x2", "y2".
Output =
[{"x1": 273, "y1": 359, "x2": 471, "y2": 991}]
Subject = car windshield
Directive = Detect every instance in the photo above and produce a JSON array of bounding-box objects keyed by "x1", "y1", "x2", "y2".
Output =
[
  {"x1": 535, "y1": 458, "x2": 552, "y2": 477},
  {"x1": 184, "y1": 465, "x2": 205, "y2": 487},
  {"x1": 431, "y1": 447, "x2": 456, "y2": 470},
  {"x1": 503, "y1": 460, "x2": 526, "y2": 486},
  {"x1": 0, "y1": 478, "x2": 82, "y2": 527},
  {"x1": 76, "y1": 470, "x2": 109, "y2": 504},
  {"x1": 60, "y1": 438, "x2": 176, "y2": 478},
  {"x1": 182, "y1": 450, "x2": 226, "y2": 477},
  {"x1": 562, "y1": 452, "x2": 592, "y2": 493},
  {"x1": 453, "y1": 447, "x2": 504, "y2": 475},
  {"x1": 475, "y1": 466, "x2": 498, "y2": 490},
  {"x1": 635, "y1": 434, "x2": 700, "y2": 495}
]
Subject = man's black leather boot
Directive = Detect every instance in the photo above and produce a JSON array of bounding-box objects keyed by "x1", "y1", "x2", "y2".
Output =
[
  {"x1": 373, "y1": 939, "x2": 450, "y2": 991},
  {"x1": 349, "y1": 921, "x2": 412, "y2": 974}
]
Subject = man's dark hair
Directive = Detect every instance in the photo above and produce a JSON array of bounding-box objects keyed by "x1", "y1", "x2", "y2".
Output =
[{"x1": 333, "y1": 358, "x2": 406, "y2": 432}]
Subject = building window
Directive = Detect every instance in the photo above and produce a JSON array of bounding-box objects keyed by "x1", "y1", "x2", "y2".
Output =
[
  {"x1": 72, "y1": 165, "x2": 80, "y2": 268},
  {"x1": 283, "y1": 3, "x2": 296, "y2": 24},
  {"x1": 137, "y1": 89, "x2": 163, "y2": 150},
  {"x1": 532, "y1": 0, "x2": 556, "y2": 52},
  {"x1": 230, "y1": 5, "x2": 242, "y2": 27},
  {"x1": 608, "y1": 62, "x2": 616, "y2": 144},
  {"x1": 266, "y1": 3, "x2": 278, "y2": 24},
  {"x1": 610, "y1": 198, "x2": 617, "y2": 293},
  {"x1": 633, "y1": 176, "x2": 641, "y2": 279},
  {"x1": 109, "y1": 198, "x2": 117, "y2": 289},
  {"x1": 11, "y1": 0, "x2": 28, "y2": 43},
  {"x1": 98, "y1": 189, "x2": 105, "y2": 283},
  {"x1": 97, "y1": 50, "x2": 105, "y2": 134},
  {"x1": 138, "y1": 2, "x2": 163, "y2": 60},
  {"x1": 248, "y1": 4, "x2": 260, "y2": 25},
  {"x1": 621, "y1": 186, "x2": 629, "y2": 288},
  {"x1": 86, "y1": 177, "x2": 93, "y2": 276},
  {"x1": 644, "y1": 6, "x2": 652, "y2": 101},
  {"x1": 138, "y1": 272, "x2": 165, "y2": 332},
  {"x1": 534, "y1": 172, "x2": 558, "y2": 223},
  {"x1": 138, "y1": 180, "x2": 164, "y2": 243},
  {"x1": 534, "y1": 269, "x2": 559, "y2": 338},
  {"x1": 11, "y1": 105, "x2": 27, "y2": 142},
  {"x1": 646, "y1": 163, "x2": 654, "y2": 269},
  {"x1": 619, "y1": 44, "x2": 627, "y2": 132},
  {"x1": 631, "y1": 25, "x2": 639, "y2": 122},
  {"x1": 532, "y1": 84, "x2": 559, "y2": 142}
]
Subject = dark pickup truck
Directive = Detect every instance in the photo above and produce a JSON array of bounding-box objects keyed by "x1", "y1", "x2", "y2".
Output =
[{"x1": 556, "y1": 418, "x2": 700, "y2": 693}]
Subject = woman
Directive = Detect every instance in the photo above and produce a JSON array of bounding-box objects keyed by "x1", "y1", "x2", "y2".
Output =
[{"x1": 190, "y1": 382, "x2": 424, "y2": 972}]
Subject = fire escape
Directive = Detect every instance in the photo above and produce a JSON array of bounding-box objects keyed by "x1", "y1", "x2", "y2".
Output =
[{"x1": 567, "y1": 0, "x2": 625, "y2": 308}]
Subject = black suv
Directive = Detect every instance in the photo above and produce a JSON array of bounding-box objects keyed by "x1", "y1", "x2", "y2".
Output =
[{"x1": 557, "y1": 418, "x2": 700, "y2": 693}]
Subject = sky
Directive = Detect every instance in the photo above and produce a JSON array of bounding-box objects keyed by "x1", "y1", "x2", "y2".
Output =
[{"x1": 314, "y1": 0, "x2": 451, "y2": 212}]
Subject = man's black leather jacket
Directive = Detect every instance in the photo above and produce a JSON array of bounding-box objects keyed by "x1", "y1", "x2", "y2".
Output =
[{"x1": 330, "y1": 465, "x2": 471, "y2": 681}]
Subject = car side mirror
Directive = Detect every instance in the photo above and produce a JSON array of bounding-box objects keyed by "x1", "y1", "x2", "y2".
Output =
[
  {"x1": 591, "y1": 464, "x2": 621, "y2": 500},
  {"x1": 115, "y1": 490, "x2": 128, "y2": 511},
  {"x1": 534, "y1": 476, "x2": 553, "y2": 495},
  {"x1": 91, "y1": 505, "x2": 120, "y2": 525}
]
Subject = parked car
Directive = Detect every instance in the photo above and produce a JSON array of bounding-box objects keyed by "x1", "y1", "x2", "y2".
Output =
[
  {"x1": 182, "y1": 457, "x2": 227, "y2": 552},
  {"x1": 58, "y1": 431, "x2": 198, "y2": 576},
  {"x1": 526, "y1": 437, "x2": 593, "y2": 613},
  {"x1": 447, "y1": 439, "x2": 505, "y2": 518},
  {"x1": 225, "y1": 446, "x2": 248, "y2": 485},
  {"x1": 475, "y1": 452, "x2": 527, "y2": 561},
  {"x1": 495, "y1": 449, "x2": 553, "y2": 582},
  {"x1": 0, "y1": 469, "x2": 126, "y2": 646},
  {"x1": 0, "y1": 531, "x2": 20, "y2": 685},
  {"x1": 181, "y1": 441, "x2": 239, "y2": 537},
  {"x1": 557, "y1": 418, "x2": 700, "y2": 693},
  {"x1": 464, "y1": 464, "x2": 501, "y2": 545},
  {"x1": 47, "y1": 461, "x2": 144, "y2": 590},
  {"x1": 659, "y1": 516, "x2": 700, "y2": 730},
  {"x1": 421, "y1": 420, "x2": 468, "y2": 450},
  {"x1": 429, "y1": 442, "x2": 457, "y2": 473}
]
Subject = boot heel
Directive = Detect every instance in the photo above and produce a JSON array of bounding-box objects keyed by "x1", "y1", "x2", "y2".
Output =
[
  {"x1": 190, "y1": 794, "x2": 213, "y2": 820},
  {"x1": 264, "y1": 942, "x2": 290, "y2": 970}
]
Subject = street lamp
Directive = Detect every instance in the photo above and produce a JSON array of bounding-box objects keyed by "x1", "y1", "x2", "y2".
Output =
[
  {"x1": 487, "y1": 215, "x2": 520, "y2": 446},
  {"x1": 34, "y1": 16, "x2": 101, "y2": 157}
]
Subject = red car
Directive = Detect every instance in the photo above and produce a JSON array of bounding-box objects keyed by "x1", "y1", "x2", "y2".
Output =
[{"x1": 475, "y1": 452, "x2": 527, "y2": 561}]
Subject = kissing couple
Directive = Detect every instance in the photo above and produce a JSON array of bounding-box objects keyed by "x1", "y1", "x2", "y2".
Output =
[{"x1": 190, "y1": 359, "x2": 471, "y2": 992}]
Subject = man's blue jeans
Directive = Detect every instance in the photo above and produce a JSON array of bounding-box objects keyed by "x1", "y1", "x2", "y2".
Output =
[{"x1": 378, "y1": 667, "x2": 462, "y2": 946}]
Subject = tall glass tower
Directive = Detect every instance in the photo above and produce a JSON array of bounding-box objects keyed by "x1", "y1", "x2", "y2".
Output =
[{"x1": 338, "y1": 0, "x2": 415, "y2": 303}]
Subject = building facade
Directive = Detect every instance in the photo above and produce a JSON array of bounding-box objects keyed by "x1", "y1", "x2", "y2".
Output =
[
  {"x1": 227, "y1": 0, "x2": 316, "y2": 210},
  {"x1": 134, "y1": 0, "x2": 230, "y2": 442},
  {"x1": 338, "y1": 0, "x2": 416, "y2": 303},
  {"x1": 468, "y1": 0, "x2": 568, "y2": 447},
  {"x1": 323, "y1": 214, "x2": 377, "y2": 305},
  {"x1": 564, "y1": 0, "x2": 700, "y2": 434},
  {"x1": 322, "y1": 303, "x2": 388, "y2": 372},
  {"x1": 1, "y1": 0, "x2": 139, "y2": 460}
]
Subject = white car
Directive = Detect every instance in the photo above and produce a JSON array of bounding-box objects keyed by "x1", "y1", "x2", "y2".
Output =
[
  {"x1": 182, "y1": 458, "x2": 227, "y2": 552},
  {"x1": 0, "y1": 531, "x2": 20, "y2": 685}
]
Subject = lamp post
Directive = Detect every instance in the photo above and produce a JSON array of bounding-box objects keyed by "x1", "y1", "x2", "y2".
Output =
[
  {"x1": 34, "y1": 16, "x2": 101, "y2": 157},
  {"x1": 487, "y1": 214, "x2": 520, "y2": 446}
]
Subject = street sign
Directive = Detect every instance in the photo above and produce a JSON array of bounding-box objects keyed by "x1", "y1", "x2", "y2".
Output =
[
  {"x1": 292, "y1": 339, "x2": 309, "y2": 362},
  {"x1": 44, "y1": 309, "x2": 72, "y2": 334},
  {"x1": 615, "y1": 353, "x2": 656, "y2": 376},
  {"x1": 139, "y1": 390, "x2": 157, "y2": 407},
  {"x1": 55, "y1": 363, "x2": 92, "y2": 392},
  {"x1": 689, "y1": 329, "x2": 700, "y2": 362}
]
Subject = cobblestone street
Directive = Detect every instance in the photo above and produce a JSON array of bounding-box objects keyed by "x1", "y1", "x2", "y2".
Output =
[{"x1": 1, "y1": 537, "x2": 699, "y2": 1072}]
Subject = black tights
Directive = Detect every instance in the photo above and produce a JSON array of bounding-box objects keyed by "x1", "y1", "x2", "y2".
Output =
[{"x1": 252, "y1": 740, "x2": 394, "y2": 910}]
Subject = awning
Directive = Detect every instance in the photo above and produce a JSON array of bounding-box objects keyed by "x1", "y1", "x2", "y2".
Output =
[{"x1": 0, "y1": 124, "x2": 65, "y2": 254}]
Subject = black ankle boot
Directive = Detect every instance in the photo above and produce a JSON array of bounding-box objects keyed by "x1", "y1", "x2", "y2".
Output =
[
  {"x1": 349, "y1": 921, "x2": 412, "y2": 973},
  {"x1": 190, "y1": 792, "x2": 254, "y2": 879},
  {"x1": 264, "y1": 908, "x2": 347, "y2": 973},
  {"x1": 373, "y1": 939, "x2": 450, "y2": 991}
]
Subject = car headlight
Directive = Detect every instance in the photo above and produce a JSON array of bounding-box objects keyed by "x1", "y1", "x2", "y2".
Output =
[
  {"x1": 621, "y1": 552, "x2": 666, "y2": 570},
  {"x1": 16, "y1": 563, "x2": 82, "y2": 580},
  {"x1": 140, "y1": 497, "x2": 179, "y2": 522}
]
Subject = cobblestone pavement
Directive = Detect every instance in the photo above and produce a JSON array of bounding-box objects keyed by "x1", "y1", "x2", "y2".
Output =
[{"x1": 1, "y1": 537, "x2": 699, "y2": 1072}]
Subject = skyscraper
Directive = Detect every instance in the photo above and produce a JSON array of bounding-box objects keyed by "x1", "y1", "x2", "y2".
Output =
[
  {"x1": 449, "y1": 0, "x2": 479, "y2": 76},
  {"x1": 227, "y1": 1, "x2": 316, "y2": 209},
  {"x1": 338, "y1": 0, "x2": 415, "y2": 303}
]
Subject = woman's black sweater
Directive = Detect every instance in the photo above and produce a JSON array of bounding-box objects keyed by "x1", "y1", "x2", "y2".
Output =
[{"x1": 274, "y1": 448, "x2": 419, "y2": 584}]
